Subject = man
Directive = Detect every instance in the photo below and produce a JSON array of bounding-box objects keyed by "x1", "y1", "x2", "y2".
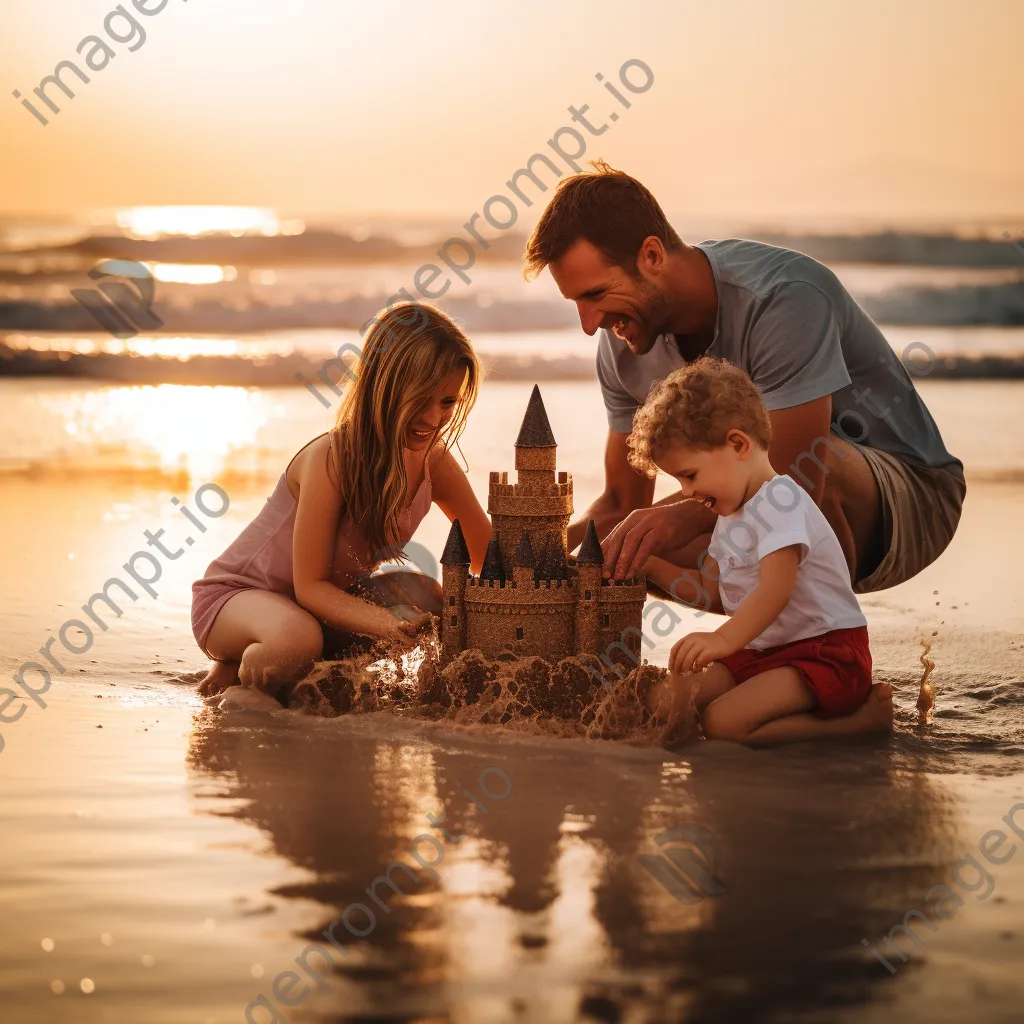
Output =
[{"x1": 523, "y1": 161, "x2": 965, "y2": 605}]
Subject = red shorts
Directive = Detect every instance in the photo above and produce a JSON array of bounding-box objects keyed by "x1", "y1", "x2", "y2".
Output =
[{"x1": 719, "y1": 626, "x2": 873, "y2": 719}]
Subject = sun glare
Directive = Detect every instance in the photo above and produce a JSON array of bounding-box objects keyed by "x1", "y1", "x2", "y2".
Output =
[
  {"x1": 152, "y1": 264, "x2": 234, "y2": 285},
  {"x1": 114, "y1": 207, "x2": 281, "y2": 239}
]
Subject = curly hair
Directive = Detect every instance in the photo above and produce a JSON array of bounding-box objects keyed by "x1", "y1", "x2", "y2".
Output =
[{"x1": 627, "y1": 357, "x2": 771, "y2": 477}]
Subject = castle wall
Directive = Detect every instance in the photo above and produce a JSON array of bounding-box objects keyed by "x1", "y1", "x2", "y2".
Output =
[
  {"x1": 596, "y1": 580, "x2": 649, "y2": 672},
  {"x1": 463, "y1": 579, "x2": 576, "y2": 660}
]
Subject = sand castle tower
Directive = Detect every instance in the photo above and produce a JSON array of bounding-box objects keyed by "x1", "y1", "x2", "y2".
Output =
[
  {"x1": 439, "y1": 387, "x2": 647, "y2": 669},
  {"x1": 488, "y1": 385, "x2": 572, "y2": 571}
]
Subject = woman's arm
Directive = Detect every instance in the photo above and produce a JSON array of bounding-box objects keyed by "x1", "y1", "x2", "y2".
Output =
[
  {"x1": 291, "y1": 441, "x2": 406, "y2": 639},
  {"x1": 429, "y1": 446, "x2": 491, "y2": 574}
]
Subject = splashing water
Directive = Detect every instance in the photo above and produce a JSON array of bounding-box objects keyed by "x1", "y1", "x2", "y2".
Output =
[
  {"x1": 917, "y1": 636, "x2": 936, "y2": 724},
  {"x1": 280, "y1": 622, "x2": 682, "y2": 745}
]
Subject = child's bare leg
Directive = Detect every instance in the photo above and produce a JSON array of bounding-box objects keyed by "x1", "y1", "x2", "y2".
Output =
[
  {"x1": 646, "y1": 662, "x2": 736, "y2": 740},
  {"x1": 702, "y1": 667, "x2": 894, "y2": 747},
  {"x1": 203, "y1": 590, "x2": 324, "y2": 707}
]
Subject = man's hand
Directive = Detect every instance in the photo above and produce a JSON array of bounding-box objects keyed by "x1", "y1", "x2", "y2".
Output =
[
  {"x1": 601, "y1": 502, "x2": 698, "y2": 580},
  {"x1": 669, "y1": 631, "x2": 735, "y2": 675}
]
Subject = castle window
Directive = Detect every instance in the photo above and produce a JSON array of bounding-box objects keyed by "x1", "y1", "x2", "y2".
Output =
[
  {"x1": 448, "y1": 595, "x2": 456, "y2": 606},
  {"x1": 450, "y1": 615, "x2": 457, "y2": 626},
  {"x1": 515, "y1": 627, "x2": 524, "y2": 640},
  {"x1": 584, "y1": 589, "x2": 592, "y2": 600},
  {"x1": 602, "y1": 614, "x2": 610, "y2": 627}
]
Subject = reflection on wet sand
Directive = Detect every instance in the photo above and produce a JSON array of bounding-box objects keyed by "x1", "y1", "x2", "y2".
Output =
[{"x1": 187, "y1": 710, "x2": 960, "y2": 1023}]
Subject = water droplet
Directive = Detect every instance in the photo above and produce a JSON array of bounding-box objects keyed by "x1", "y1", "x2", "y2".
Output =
[
  {"x1": 100, "y1": 933, "x2": 113, "y2": 946},
  {"x1": 41, "y1": 938, "x2": 54, "y2": 952},
  {"x1": 250, "y1": 964, "x2": 264, "y2": 978},
  {"x1": 50, "y1": 980, "x2": 65, "y2": 995},
  {"x1": 141, "y1": 954, "x2": 155, "y2": 968},
  {"x1": 80, "y1": 978, "x2": 95, "y2": 994}
]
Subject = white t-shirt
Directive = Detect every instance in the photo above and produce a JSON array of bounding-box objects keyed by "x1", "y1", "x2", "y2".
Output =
[{"x1": 708, "y1": 474, "x2": 868, "y2": 650}]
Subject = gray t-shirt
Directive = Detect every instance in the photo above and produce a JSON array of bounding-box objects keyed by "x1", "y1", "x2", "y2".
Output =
[{"x1": 596, "y1": 239, "x2": 961, "y2": 471}]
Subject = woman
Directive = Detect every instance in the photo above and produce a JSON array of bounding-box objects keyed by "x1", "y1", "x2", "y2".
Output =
[{"x1": 192, "y1": 303, "x2": 491, "y2": 709}]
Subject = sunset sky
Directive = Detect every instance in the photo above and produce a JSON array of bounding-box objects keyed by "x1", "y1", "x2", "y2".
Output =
[{"x1": 3, "y1": 0, "x2": 1023, "y2": 225}]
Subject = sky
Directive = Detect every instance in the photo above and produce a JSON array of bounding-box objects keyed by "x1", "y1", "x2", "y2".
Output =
[{"x1": 2, "y1": 0, "x2": 1023, "y2": 226}]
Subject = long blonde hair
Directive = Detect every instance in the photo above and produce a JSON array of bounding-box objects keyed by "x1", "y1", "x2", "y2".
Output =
[{"x1": 329, "y1": 302, "x2": 479, "y2": 559}]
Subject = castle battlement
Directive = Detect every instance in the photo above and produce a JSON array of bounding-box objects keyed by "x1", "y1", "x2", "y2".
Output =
[
  {"x1": 487, "y1": 480, "x2": 573, "y2": 499},
  {"x1": 440, "y1": 386, "x2": 647, "y2": 668}
]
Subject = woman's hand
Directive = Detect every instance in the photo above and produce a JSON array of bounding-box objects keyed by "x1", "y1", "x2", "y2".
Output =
[
  {"x1": 397, "y1": 611, "x2": 435, "y2": 637},
  {"x1": 669, "y1": 630, "x2": 735, "y2": 675}
]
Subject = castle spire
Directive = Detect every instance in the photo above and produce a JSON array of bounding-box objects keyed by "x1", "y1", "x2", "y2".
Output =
[
  {"x1": 480, "y1": 533, "x2": 507, "y2": 581},
  {"x1": 440, "y1": 519, "x2": 471, "y2": 565},
  {"x1": 513, "y1": 530, "x2": 536, "y2": 569},
  {"x1": 536, "y1": 532, "x2": 567, "y2": 581},
  {"x1": 577, "y1": 519, "x2": 603, "y2": 566},
  {"x1": 515, "y1": 385, "x2": 556, "y2": 448}
]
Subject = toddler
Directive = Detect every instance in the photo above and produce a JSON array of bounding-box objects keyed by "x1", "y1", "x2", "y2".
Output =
[{"x1": 628, "y1": 358, "x2": 894, "y2": 746}]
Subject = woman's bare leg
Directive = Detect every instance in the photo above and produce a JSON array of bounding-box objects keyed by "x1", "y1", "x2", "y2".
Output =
[
  {"x1": 701, "y1": 667, "x2": 894, "y2": 747},
  {"x1": 201, "y1": 590, "x2": 324, "y2": 706}
]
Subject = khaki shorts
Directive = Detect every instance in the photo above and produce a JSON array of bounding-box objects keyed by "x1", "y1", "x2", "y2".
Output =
[{"x1": 852, "y1": 445, "x2": 967, "y2": 594}]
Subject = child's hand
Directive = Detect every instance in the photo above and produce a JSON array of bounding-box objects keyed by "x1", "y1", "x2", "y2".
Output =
[{"x1": 669, "y1": 631, "x2": 734, "y2": 675}]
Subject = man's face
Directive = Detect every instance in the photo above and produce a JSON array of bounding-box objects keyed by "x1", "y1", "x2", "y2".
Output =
[{"x1": 548, "y1": 238, "x2": 668, "y2": 356}]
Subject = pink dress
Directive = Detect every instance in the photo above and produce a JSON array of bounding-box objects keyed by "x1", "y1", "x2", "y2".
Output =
[{"x1": 191, "y1": 451, "x2": 433, "y2": 656}]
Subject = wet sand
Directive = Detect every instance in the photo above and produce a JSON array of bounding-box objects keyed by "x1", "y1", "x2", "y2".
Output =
[{"x1": 0, "y1": 378, "x2": 1022, "y2": 1022}]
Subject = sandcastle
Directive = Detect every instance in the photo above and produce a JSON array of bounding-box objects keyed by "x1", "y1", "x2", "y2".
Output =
[{"x1": 439, "y1": 385, "x2": 647, "y2": 669}]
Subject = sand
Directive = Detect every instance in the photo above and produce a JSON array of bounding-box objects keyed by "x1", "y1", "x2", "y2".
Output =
[{"x1": 0, "y1": 376, "x2": 1022, "y2": 1023}]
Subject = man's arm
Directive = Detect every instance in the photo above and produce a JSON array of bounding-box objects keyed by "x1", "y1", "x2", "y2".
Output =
[
  {"x1": 766, "y1": 395, "x2": 834, "y2": 505},
  {"x1": 567, "y1": 429, "x2": 655, "y2": 552}
]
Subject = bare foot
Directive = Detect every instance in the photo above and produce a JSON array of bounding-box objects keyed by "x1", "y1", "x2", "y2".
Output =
[
  {"x1": 210, "y1": 685, "x2": 284, "y2": 712},
  {"x1": 850, "y1": 682, "x2": 895, "y2": 733},
  {"x1": 198, "y1": 660, "x2": 240, "y2": 697}
]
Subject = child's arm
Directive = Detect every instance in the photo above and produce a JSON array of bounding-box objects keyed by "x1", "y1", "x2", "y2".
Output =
[
  {"x1": 291, "y1": 445, "x2": 411, "y2": 640},
  {"x1": 670, "y1": 545, "x2": 801, "y2": 674},
  {"x1": 430, "y1": 447, "x2": 492, "y2": 575}
]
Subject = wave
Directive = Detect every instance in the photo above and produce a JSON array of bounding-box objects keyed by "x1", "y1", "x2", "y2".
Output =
[
  {"x1": 5, "y1": 222, "x2": 1024, "y2": 268},
  {"x1": 860, "y1": 282, "x2": 1024, "y2": 327},
  {"x1": 5, "y1": 278, "x2": 1024, "y2": 334},
  {"x1": 2, "y1": 341, "x2": 1024, "y2": 384},
  {"x1": 755, "y1": 230, "x2": 1024, "y2": 268},
  {"x1": 0, "y1": 294, "x2": 577, "y2": 334}
]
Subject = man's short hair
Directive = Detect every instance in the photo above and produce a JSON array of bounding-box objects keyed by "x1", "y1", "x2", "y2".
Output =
[{"x1": 523, "y1": 160, "x2": 683, "y2": 279}]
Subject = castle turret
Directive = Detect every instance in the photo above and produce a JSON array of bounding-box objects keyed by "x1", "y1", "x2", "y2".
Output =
[
  {"x1": 440, "y1": 519, "x2": 470, "y2": 665},
  {"x1": 512, "y1": 531, "x2": 536, "y2": 588},
  {"x1": 480, "y1": 533, "x2": 507, "y2": 584},
  {"x1": 488, "y1": 386, "x2": 573, "y2": 570},
  {"x1": 515, "y1": 384, "x2": 557, "y2": 488},
  {"x1": 574, "y1": 519, "x2": 603, "y2": 656},
  {"x1": 535, "y1": 532, "x2": 567, "y2": 583}
]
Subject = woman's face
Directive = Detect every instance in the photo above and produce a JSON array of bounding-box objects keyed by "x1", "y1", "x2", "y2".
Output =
[{"x1": 405, "y1": 368, "x2": 469, "y2": 451}]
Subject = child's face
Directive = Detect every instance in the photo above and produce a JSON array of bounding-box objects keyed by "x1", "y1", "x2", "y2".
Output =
[
  {"x1": 654, "y1": 433, "x2": 759, "y2": 516},
  {"x1": 406, "y1": 368, "x2": 467, "y2": 450}
]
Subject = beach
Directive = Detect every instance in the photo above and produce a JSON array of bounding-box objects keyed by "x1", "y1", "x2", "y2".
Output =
[{"x1": 0, "y1": 365, "x2": 1022, "y2": 1022}]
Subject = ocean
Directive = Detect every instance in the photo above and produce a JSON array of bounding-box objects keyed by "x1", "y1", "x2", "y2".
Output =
[{"x1": 0, "y1": 209, "x2": 1022, "y2": 1023}]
